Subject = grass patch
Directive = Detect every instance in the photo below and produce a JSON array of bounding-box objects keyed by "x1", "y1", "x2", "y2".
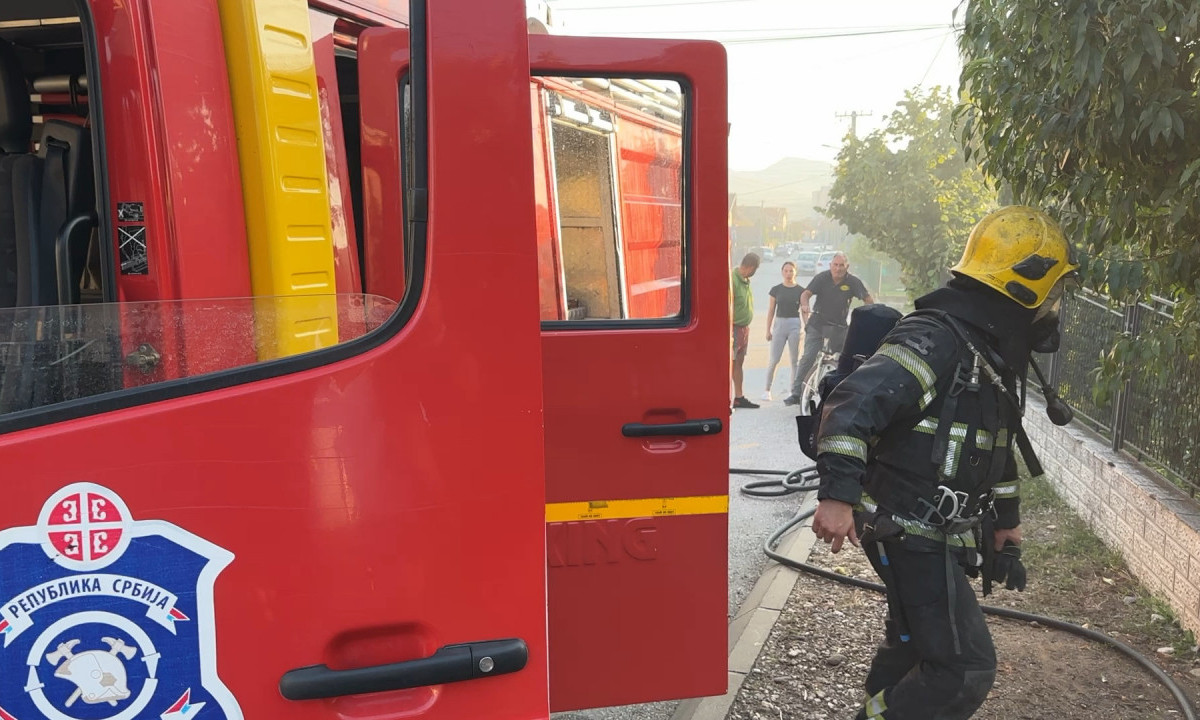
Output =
[
  {"x1": 1138, "y1": 596, "x2": 1199, "y2": 655},
  {"x1": 1015, "y1": 472, "x2": 1198, "y2": 656},
  {"x1": 1019, "y1": 474, "x2": 1123, "y2": 593}
]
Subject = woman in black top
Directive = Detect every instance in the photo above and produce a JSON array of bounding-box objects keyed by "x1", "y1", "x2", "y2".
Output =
[{"x1": 763, "y1": 261, "x2": 803, "y2": 401}]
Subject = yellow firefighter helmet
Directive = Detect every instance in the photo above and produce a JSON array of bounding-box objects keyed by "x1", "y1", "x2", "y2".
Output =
[{"x1": 951, "y1": 206, "x2": 1079, "y2": 308}]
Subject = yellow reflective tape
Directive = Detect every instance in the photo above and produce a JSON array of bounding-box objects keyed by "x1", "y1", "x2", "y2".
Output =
[
  {"x1": 818, "y1": 434, "x2": 869, "y2": 461},
  {"x1": 865, "y1": 689, "x2": 888, "y2": 718},
  {"x1": 975, "y1": 431, "x2": 994, "y2": 451},
  {"x1": 546, "y1": 495, "x2": 729, "y2": 523},
  {"x1": 993, "y1": 481, "x2": 1020, "y2": 497},
  {"x1": 894, "y1": 516, "x2": 977, "y2": 547},
  {"x1": 916, "y1": 418, "x2": 997, "y2": 450},
  {"x1": 876, "y1": 344, "x2": 937, "y2": 392}
]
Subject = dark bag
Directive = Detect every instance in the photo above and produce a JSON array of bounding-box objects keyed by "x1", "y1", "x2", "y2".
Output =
[{"x1": 796, "y1": 303, "x2": 902, "y2": 460}]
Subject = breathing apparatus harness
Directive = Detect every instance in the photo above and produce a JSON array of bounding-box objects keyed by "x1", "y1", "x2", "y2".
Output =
[{"x1": 826, "y1": 309, "x2": 1041, "y2": 535}]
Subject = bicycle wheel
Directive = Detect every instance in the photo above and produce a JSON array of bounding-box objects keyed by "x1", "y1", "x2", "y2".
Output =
[{"x1": 798, "y1": 353, "x2": 834, "y2": 415}]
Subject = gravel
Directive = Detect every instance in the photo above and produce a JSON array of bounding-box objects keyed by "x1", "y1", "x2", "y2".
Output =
[{"x1": 729, "y1": 538, "x2": 885, "y2": 720}]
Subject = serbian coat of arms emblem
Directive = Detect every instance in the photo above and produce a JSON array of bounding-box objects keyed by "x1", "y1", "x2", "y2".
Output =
[{"x1": 0, "y1": 483, "x2": 243, "y2": 720}]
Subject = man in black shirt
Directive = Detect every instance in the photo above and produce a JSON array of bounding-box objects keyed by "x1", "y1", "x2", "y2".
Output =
[{"x1": 783, "y1": 253, "x2": 874, "y2": 406}]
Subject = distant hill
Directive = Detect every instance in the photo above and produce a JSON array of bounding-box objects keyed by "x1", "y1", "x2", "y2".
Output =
[{"x1": 729, "y1": 158, "x2": 834, "y2": 221}]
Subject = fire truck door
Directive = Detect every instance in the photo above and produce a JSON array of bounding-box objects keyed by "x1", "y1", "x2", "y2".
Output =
[
  {"x1": 0, "y1": 3, "x2": 550, "y2": 720},
  {"x1": 533, "y1": 36, "x2": 731, "y2": 711}
]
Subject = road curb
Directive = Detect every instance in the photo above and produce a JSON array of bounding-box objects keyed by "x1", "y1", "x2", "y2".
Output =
[{"x1": 669, "y1": 492, "x2": 819, "y2": 720}]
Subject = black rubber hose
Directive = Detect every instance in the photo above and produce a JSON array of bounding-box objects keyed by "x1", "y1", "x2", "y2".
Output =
[
  {"x1": 733, "y1": 467, "x2": 817, "y2": 497},
  {"x1": 732, "y1": 467, "x2": 1198, "y2": 720}
]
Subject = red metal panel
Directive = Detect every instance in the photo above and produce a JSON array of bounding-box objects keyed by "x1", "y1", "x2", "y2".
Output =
[
  {"x1": 0, "y1": 3, "x2": 549, "y2": 719},
  {"x1": 90, "y1": 0, "x2": 185, "y2": 388},
  {"x1": 93, "y1": 0, "x2": 252, "y2": 302},
  {"x1": 359, "y1": 29, "x2": 407, "y2": 301},
  {"x1": 91, "y1": 0, "x2": 180, "y2": 304},
  {"x1": 91, "y1": 0, "x2": 255, "y2": 385},
  {"x1": 534, "y1": 35, "x2": 731, "y2": 711},
  {"x1": 530, "y1": 81, "x2": 564, "y2": 320},
  {"x1": 616, "y1": 119, "x2": 682, "y2": 319},
  {"x1": 311, "y1": 9, "x2": 364, "y2": 303}
]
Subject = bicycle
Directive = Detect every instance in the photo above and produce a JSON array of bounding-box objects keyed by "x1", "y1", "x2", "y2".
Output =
[{"x1": 796, "y1": 337, "x2": 840, "y2": 416}]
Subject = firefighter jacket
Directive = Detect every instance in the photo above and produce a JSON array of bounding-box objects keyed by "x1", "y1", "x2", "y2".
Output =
[{"x1": 815, "y1": 288, "x2": 1029, "y2": 535}]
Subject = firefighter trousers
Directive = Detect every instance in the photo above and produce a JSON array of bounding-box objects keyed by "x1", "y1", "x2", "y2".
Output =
[{"x1": 853, "y1": 539, "x2": 996, "y2": 720}]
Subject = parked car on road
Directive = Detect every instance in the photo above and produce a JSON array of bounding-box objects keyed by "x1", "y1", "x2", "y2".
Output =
[
  {"x1": 815, "y1": 250, "x2": 841, "y2": 275},
  {"x1": 796, "y1": 251, "x2": 819, "y2": 274}
]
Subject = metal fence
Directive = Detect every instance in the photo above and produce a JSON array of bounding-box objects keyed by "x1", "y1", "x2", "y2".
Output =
[{"x1": 1037, "y1": 291, "x2": 1200, "y2": 494}]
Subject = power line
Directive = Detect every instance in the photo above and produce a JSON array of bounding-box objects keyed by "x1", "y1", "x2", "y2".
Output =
[
  {"x1": 562, "y1": 24, "x2": 956, "y2": 44},
  {"x1": 918, "y1": 31, "x2": 952, "y2": 86},
  {"x1": 721, "y1": 25, "x2": 953, "y2": 44},
  {"x1": 569, "y1": 23, "x2": 953, "y2": 36},
  {"x1": 824, "y1": 27, "x2": 958, "y2": 65},
  {"x1": 548, "y1": 0, "x2": 757, "y2": 9}
]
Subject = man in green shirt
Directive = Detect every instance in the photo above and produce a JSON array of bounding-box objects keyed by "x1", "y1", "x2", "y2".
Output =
[{"x1": 732, "y1": 252, "x2": 760, "y2": 409}]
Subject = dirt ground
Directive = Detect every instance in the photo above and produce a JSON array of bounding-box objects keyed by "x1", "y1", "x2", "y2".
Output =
[{"x1": 728, "y1": 476, "x2": 1200, "y2": 719}]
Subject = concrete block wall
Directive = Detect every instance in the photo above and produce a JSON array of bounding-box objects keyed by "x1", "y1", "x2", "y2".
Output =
[{"x1": 1024, "y1": 396, "x2": 1200, "y2": 634}]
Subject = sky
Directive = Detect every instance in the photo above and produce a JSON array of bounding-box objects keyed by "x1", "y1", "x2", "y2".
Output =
[{"x1": 538, "y1": 0, "x2": 967, "y2": 171}]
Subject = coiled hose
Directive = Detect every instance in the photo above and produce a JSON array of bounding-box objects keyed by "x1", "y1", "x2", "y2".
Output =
[{"x1": 731, "y1": 466, "x2": 1198, "y2": 720}]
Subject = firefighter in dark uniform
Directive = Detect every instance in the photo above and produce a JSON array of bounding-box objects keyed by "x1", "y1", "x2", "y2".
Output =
[{"x1": 810, "y1": 206, "x2": 1078, "y2": 720}]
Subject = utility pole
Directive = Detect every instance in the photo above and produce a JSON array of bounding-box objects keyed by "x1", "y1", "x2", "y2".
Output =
[
  {"x1": 760, "y1": 200, "x2": 766, "y2": 247},
  {"x1": 835, "y1": 110, "x2": 873, "y2": 138}
]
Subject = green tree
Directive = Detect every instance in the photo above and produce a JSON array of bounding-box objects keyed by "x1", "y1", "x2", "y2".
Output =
[
  {"x1": 823, "y1": 87, "x2": 996, "y2": 299},
  {"x1": 957, "y1": 0, "x2": 1200, "y2": 400}
]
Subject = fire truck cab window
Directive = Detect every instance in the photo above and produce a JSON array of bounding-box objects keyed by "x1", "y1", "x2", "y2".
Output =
[
  {"x1": 0, "y1": 3, "x2": 409, "y2": 424},
  {"x1": 537, "y1": 77, "x2": 685, "y2": 323}
]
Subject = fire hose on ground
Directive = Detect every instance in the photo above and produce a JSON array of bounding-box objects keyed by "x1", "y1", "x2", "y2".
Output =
[{"x1": 730, "y1": 466, "x2": 1198, "y2": 720}]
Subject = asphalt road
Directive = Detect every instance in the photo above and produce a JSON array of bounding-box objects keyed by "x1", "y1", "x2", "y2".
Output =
[{"x1": 552, "y1": 258, "x2": 817, "y2": 720}]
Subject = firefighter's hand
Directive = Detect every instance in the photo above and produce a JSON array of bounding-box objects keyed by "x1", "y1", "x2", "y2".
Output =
[
  {"x1": 812, "y1": 499, "x2": 859, "y2": 554},
  {"x1": 993, "y1": 525, "x2": 1022, "y2": 551},
  {"x1": 992, "y1": 540, "x2": 1027, "y2": 591}
]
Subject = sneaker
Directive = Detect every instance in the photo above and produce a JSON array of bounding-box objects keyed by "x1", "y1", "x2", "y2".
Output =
[
  {"x1": 782, "y1": 394, "x2": 801, "y2": 406},
  {"x1": 760, "y1": 391, "x2": 772, "y2": 402},
  {"x1": 733, "y1": 396, "x2": 760, "y2": 409}
]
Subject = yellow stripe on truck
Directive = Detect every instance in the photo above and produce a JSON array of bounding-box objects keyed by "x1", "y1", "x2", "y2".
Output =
[
  {"x1": 546, "y1": 495, "x2": 729, "y2": 523},
  {"x1": 218, "y1": 0, "x2": 339, "y2": 360}
]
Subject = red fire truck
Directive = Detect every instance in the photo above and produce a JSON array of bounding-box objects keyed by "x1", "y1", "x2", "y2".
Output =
[{"x1": 0, "y1": 0, "x2": 729, "y2": 718}]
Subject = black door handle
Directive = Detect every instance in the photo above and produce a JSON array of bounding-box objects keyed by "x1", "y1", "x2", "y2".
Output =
[
  {"x1": 622, "y1": 418, "x2": 723, "y2": 437},
  {"x1": 280, "y1": 638, "x2": 528, "y2": 701}
]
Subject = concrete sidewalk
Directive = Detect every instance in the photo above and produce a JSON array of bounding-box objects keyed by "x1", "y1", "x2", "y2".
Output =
[{"x1": 668, "y1": 493, "x2": 819, "y2": 720}]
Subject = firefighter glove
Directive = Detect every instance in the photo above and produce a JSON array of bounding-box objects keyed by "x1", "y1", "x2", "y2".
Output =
[{"x1": 992, "y1": 540, "x2": 1027, "y2": 591}]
